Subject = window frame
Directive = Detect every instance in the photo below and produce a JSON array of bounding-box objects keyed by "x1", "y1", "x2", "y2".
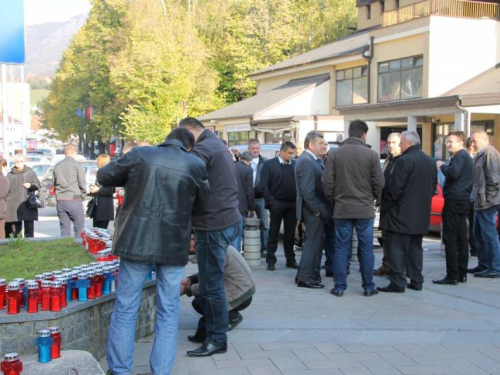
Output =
[
  {"x1": 335, "y1": 65, "x2": 369, "y2": 107},
  {"x1": 377, "y1": 55, "x2": 423, "y2": 102}
]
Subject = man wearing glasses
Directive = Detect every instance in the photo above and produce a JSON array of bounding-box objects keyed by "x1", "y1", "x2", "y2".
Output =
[{"x1": 433, "y1": 131, "x2": 475, "y2": 285}]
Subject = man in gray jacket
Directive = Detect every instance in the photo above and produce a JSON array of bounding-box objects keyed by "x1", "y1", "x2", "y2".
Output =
[
  {"x1": 53, "y1": 144, "x2": 86, "y2": 237},
  {"x1": 323, "y1": 120, "x2": 384, "y2": 297},
  {"x1": 468, "y1": 131, "x2": 500, "y2": 278},
  {"x1": 181, "y1": 246, "x2": 256, "y2": 343}
]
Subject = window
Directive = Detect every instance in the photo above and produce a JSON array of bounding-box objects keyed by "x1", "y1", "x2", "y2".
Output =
[
  {"x1": 395, "y1": 0, "x2": 399, "y2": 8},
  {"x1": 377, "y1": 56, "x2": 423, "y2": 102},
  {"x1": 470, "y1": 120, "x2": 494, "y2": 137},
  {"x1": 336, "y1": 66, "x2": 369, "y2": 107},
  {"x1": 367, "y1": 4, "x2": 371, "y2": 19},
  {"x1": 380, "y1": 0, "x2": 385, "y2": 13},
  {"x1": 227, "y1": 131, "x2": 256, "y2": 147}
]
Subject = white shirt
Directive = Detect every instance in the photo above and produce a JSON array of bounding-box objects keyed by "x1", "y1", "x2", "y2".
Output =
[
  {"x1": 251, "y1": 157, "x2": 259, "y2": 185},
  {"x1": 305, "y1": 150, "x2": 318, "y2": 160},
  {"x1": 278, "y1": 156, "x2": 291, "y2": 165}
]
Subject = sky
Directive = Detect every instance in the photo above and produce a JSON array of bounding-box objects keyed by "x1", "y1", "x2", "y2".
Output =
[{"x1": 24, "y1": 0, "x2": 91, "y2": 26}]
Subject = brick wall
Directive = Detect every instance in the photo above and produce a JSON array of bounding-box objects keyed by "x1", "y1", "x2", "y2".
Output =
[
  {"x1": 493, "y1": 115, "x2": 500, "y2": 151},
  {"x1": 422, "y1": 121, "x2": 432, "y2": 155},
  {"x1": 0, "y1": 281, "x2": 156, "y2": 360}
]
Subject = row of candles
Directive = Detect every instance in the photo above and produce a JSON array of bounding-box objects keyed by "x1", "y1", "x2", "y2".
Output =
[{"x1": 0, "y1": 261, "x2": 120, "y2": 315}]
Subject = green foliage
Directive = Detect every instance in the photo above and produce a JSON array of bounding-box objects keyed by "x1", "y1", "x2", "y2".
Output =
[
  {"x1": 41, "y1": 0, "x2": 357, "y2": 141},
  {"x1": 0, "y1": 238, "x2": 94, "y2": 281}
]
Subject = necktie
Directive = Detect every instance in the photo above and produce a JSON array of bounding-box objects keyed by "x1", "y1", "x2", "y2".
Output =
[{"x1": 316, "y1": 158, "x2": 324, "y2": 170}]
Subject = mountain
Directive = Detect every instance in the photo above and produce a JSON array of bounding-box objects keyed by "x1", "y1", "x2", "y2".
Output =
[{"x1": 25, "y1": 13, "x2": 88, "y2": 78}]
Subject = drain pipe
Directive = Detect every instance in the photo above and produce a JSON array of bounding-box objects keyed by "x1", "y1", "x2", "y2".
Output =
[{"x1": 456, "y1": 100, "x2": 470, "y2": 136}]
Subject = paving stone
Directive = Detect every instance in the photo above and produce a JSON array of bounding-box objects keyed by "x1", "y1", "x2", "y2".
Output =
[
  {"x1": 271, "y1": 356, "x2": 308, "y2": 372},
  {"x1": 190, "y1": 368, "x2": 249, "y2": 375},
  {"x1": 313, "y1": 342, "x2": 346, "y2": 354},
  {"x1": 397, "y1": 366, "x2": 459, "y2": 374},
  {"x1": 305, "y1": 360, "x2": 363, "y2": 370},
  {"x1": 238, "y1": 348, "x2": 295, "y2": 360},
  {"x1": 360, "y1": 359, "x2": 402, "y2": 375},
  {"x1": 451, "y1": 364, "x2": 489, "y2": 375},
  {"x1": 326, "y1": 352, "x2": 381, "y2": 361},
  {"x1": 184, "y1": 356, "x2": 217, "y2": 372},
  {"x1": 466, "y1": 354, "x2": 500, "y2": 373},
  {"x1": 341, "y1": 344, "x2": 398, "y2": 353},
  {"x1": 283, "y1": 370, "x2": 343, "y2": 375},
  {"x1": 338, "y1": 368, "x2": 373, "y2": 375},
  {"x1": 216, "y1": 358, "x2": 275, "y2": 369},
  {"x1": 292, "y1": 347, "x2": 329, "y2": 362},
  {"x1": 262, "y1": 342, "x2": 314, "y2": 351},
  {"x1": 247, "y1": 363, "x2": 282, "y2": 375},
  {"x1": 377, "y1": 351, "x2": 417, "y2": 367}
]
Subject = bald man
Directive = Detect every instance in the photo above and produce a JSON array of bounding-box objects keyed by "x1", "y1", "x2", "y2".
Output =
[{"x1": 468, "y1": 131, "x2": 500, "y2": 278}]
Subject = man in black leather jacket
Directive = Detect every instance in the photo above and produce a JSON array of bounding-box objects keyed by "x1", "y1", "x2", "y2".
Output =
[{"x1": 98, "y1": 128, "x2": 209, "y2": 375}]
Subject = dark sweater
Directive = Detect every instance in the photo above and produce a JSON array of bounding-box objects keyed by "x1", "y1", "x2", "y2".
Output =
[
  {"x1": 273, "y1": 164, "x2": 296, "y2": 201},
  {"x1": 440, "y1": 148, "x2": 475, "y2": 201}
]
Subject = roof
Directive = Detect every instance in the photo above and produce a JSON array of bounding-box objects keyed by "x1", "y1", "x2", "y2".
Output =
[
  {"x1": 444, "y1": 63, "x2": 500, "y2": 96},
  {"x1": 249, "y1": 31, "x2": 371, "y2": 77},
  {"x1": 198, "y1": 74, "x2": 330, "y2": 122}
]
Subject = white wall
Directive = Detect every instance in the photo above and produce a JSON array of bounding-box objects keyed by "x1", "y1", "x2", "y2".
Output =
[
  {"x1": 255, "y1": 67, "x2": 332, "y2": 94},
  {"x1": 260, "y1": 82, "x2": 330, "y2": 118},
  {"x1": 428, "y1": 17, "x2": 500, "y2": 97}
]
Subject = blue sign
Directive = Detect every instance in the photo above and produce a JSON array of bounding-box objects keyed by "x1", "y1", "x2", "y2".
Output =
[{"x1": 0, "y1": 0, "x2": 25, "y2": 64}]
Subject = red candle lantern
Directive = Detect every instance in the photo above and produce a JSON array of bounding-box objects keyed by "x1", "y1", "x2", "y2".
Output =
[
  {"x1": 27, "y1": 281, "x2": 39, "y2": 314},
  {"x1": 40, "y1": 280, "x2": 52, "y2": 311},
  {"x1": 6, "y1": 282, "x2": 20, "y2": 315}
]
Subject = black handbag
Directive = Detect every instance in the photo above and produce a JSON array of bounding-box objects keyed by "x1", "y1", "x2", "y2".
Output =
[
  {"x1": 26, "y1": 190, "x2": 42, "y2": 209},
  {"x1": 86, "y1": 197, "x2": 97, "y2": 218}
]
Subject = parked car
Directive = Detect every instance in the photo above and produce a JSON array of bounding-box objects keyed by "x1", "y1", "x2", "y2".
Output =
[
  {"x1": 40, "y1": 160, "x2": 98, "y2": 207},
  {"x1": 29, "y1": 163, "x2": 52, "y2": 180}
]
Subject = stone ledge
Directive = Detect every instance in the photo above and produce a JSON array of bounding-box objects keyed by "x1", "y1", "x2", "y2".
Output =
[
  {"x1": 22, "y1": 350, "x2": 105, "y2": 375},
  {"x1": 0, "y1": 280, "x2": 156, "y2": 323}
]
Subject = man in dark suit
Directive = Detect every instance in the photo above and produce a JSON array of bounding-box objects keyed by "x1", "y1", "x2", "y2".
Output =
[
  {"x1": 260, "y1": 141, "x2": 298, "y2": 270},
  {"x1": 433, "y1": 131, "x2": 475, "y2": 285},
  {"x1": 295, "y1": 131, "x2": 333, "y2": 288},
  {"x1": 378, "y1": 131, "x2": 437, "y2": 293},
  {"x1": 232, "y1": 151, "x2": 255, "y2": 251}
]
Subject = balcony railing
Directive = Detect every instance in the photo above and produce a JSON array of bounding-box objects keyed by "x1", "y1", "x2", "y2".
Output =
[{"x1": 382, "y1": 0, "x2": 500, "y2": 27}]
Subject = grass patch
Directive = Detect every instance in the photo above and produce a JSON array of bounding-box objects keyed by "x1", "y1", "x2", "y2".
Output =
[{"x1": 0, "y1": 237, "x2": 94, "y2": 282}]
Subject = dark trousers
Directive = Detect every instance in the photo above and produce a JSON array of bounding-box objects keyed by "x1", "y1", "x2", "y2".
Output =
[
  {"x1": 266, "y1": 200, "x2": 296, "y2": 265},
  {"x1": 6, "y1": 221, "x2": 34, "y2": 238},
  {"x1": 322, "y1": 219, "x2": 335, "y2": 273},
  {"x1": 378, "y1": 229, "x2": 390, "y2": 271},
  {"x1": 194, "y1": 224, "x2": 238, "y2": 344},
  {"x1": 296, "y1": 210, "x2": 324, "y2": 283},
  {"x1": 468, "y1": 202, "x2": 478, "y2": 255},
  {"x1": 57, "y1": 200, "x2": 85, "y2": 237},
  {"x1": 442, "y1": 199, "x2": 469, "y2": 280},
  {"x1": 192, "y1": 296, "x2": 252, "y2": 335},
  {"x1": 386, "y1": 231, "x2": 424, "y2": 289},
  {"x1": 93, "y1": 220, "x2": 109, "y2": 229}
]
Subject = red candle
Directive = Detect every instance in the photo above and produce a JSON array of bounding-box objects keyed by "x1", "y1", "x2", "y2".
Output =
[
  {"x1": 49, "y1": 327, "x2": 62, "y2": 359},
  {"x1": 6, "y1": 283, "x2": 20, "y2": 315},
  {"x1": 0, "y1": 278, "x2": 6, "y2": 309},
  {"x1": 27, "y1": 281, "x2": 39, "y2": 314},
  {"x1": 1, "y1": 353, "x2": 23, "y2": 375},
  {"x1": 41, "y1": 280, "x2": 51, "y2": 311},
  {"x1": 50, "y1": 280, "x2": 62, "y2": 312}
]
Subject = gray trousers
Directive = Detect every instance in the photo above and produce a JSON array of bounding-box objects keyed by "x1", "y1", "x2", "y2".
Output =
[{"x1": 57, "y1": 200, "x2": 85, "y2": 238}]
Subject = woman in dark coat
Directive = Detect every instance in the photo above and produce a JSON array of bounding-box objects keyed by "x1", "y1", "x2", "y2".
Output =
[
  {"x1": 0, "y1": 158, "x2": 11, "y2": 239},
  {"x1": 90, "y1": 154, "x2": 114, "y2": 229},
  {"x1": 6, "y1": 155, "x2": 41, "y2": 238}
]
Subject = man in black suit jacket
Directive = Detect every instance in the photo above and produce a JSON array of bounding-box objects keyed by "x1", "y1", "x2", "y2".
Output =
[
  {"x1": 295, "y1": 131, "x2": 333, "y2": 288},
  {"x1": 232, "y1": 151, "x2": 256, "y2": 251},
  {"x1": 260, "y1": 141, "x2": 298, "y2": 270}
]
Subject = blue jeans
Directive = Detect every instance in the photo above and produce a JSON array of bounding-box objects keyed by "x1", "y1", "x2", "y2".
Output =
[
  {"x1": 474, "y1": 205, "x2": 500, "y2": 275},
  {"x1": 254, "y1": 198, "x2": 269, "y2": 252},
  {"x1": 195, "y1": 223, "x2": 238, "y2": 343},
  {"x1": 107, "y1": 259, "x2": 184, "y2": 375},
  {"x1": 230, "y1": 213, "x2": 246, "y2": 251},
  {"x1": 333, "y1": 218, "x2": 375, "y2": 292}
]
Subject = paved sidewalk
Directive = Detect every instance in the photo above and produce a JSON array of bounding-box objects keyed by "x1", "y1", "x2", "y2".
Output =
[{"x1": 100, "y1": 238, "x2": 500, "y2": 375}]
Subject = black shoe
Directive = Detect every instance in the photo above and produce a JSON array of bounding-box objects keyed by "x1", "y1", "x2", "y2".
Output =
[
  {"x1": 297, "y1": 280, "x2": 325, "y2": 289},
  {"x1": 407, "y1": 283, "x2": 422, "y2": 291},
  {"x1": 286, "y1": 262, "x2": 299, "y2": 269},
  {"x1": 364, "y1": 289, "x2": 379, "y2": 297},
  {"x1": 228, "y1": 313, "x2": 243, "y2": 331},
  {"x1": 330, "y1": 288, "x2": 344, "y2": 297},
  {"x1": 467, "y1": 266, "x2": 487, "y2": 274},
  {"x1": 187, "y1": 342, "x2": 228, "y2": 357},
  {"x1": 377, "y1": 283, "x2": 405, "y2": 293},
  {"x1": 187, "y1": 332, "x2": 206, "y2": 343},
  {"x1": 432, "y1": 277, "x2": 458, "y2": 285},
  {"x1": 267, "y1": 263, "x2": 275, "y2": 271},
  {"x1": 459, "y1": 276, "x2": 467, "y2": 283},
  {"x1": 325, "y1": 271, "x2": 333, "y2": 277},
  {"x1": 474, "y1": 272, "x2": 500, "y2": 279}
]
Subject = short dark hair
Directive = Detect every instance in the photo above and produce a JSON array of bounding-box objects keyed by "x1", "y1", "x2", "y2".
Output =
[
  {"x1": 280, "y1": 141, "x2": 296, "y2": 151},
  {"x1": 240, "y1": 151, "x2": 253, "y2": 162},
  {"x1": 304, "y1": 131, "x2": 324, "y2": 150},
  {"x1": 465, "y1": 136, "x2": 473, "y2": 150},
  {"x1": 178, "y1": 117, "x2": 205, "y2": 130},
  {"x1": 448, "y1": 130, "x2": 466, "y2": 144},
  {"x1": 167, "y1": 128, "x2": 195, "y2": 150},
  {"x1": 248, "y1": 139, "x2": 260, "y2": 146},
  {"x1": 348, "y1": 120, "x2": 369, "y2": 138}
]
